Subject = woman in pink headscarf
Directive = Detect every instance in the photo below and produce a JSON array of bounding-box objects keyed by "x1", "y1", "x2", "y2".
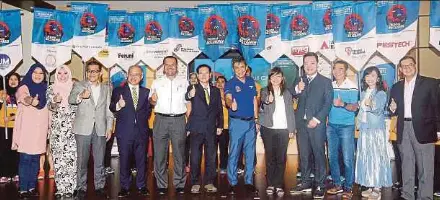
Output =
[{"x1": 46, "y1": 65, "x2": 77, "y2": 198}]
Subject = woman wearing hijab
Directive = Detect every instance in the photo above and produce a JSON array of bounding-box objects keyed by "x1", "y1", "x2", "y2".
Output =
[
  {"x1": 47, "y1": 65, "x2": 77, "y2": 198},
  {"x1": 0, "y1": 73, "x2": 21, "y2": 183},
  {"x1": 12, "y1": 63, "x2": 49, "y2": 198}
]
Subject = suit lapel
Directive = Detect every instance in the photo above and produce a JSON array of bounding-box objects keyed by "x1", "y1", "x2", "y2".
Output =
[
  {"x1": 136, "y1": 87, "x2": 146, "y2": 111},
  {"x1": 124, "y1": 85, "x2": 134, "y2": 110},
  {"x1": 96, "y1": 83, "x2": 106, "y2": 107},
  {"x1": 85, "y1": 82, "x2": 96, "y2": 106}
]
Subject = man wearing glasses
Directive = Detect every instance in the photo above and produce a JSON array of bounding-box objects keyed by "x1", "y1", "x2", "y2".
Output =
[
  {"x1": 69, "y1": 61, "x2": 114, "y2": 199},
  {"x1": 149, "y1": 56, "x2": 190, "y2": 195}
]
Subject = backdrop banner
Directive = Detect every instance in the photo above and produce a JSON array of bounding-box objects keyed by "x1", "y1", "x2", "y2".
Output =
[
  {"x1": 310, "y1": 1, "x2": 335, "y2": 62},
  {"x1": 31, "y1": 8, "x2": 75, "y2": 72},
  {"x1": 376, "y1": 1, "x2": 419, "y2": 65},
  {"x1": 0, "y1": 10, "x2": 22, "y2": 76},
  {"x1": 430, "y1": 1, "x2": 440, "y2": 52},
  {"x1": 71, "y1": 2, "x2": 108, "y2": 62},
  {"x1": 332, "y1": 2, "x2": 376, "y2": 71}
]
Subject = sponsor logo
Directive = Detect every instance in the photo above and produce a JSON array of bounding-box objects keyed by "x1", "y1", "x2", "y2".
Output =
[
  {"x1": 345, "y1": 47, "x2": 365, "y2": 56},
  {"x1": 98, "y1": 49, "x2": 109, "y2": 58},
  {"x1": 235, "y1": 86, "x2": 241, "y2": 92},
  {"x1": 117, "y1": 53, "x2": 134, "y2": 59},
  {"x1": 0, "y1": 21, "x2": 11, "y2": 44},
  {"x1": 266, "y1": 13, "x2": 280, "y2": 35},
  {"x1": 290, "y1": 14, "x2": 309, "y2": 37},
  {"x1": 145, "y1": 21, "x2": 163, "y2": 42},
  {"x1": 173, "y1": 44, "x2": 199, "y2": 53},
  {"x1": 320, "y1": 40, "x2": 335, "y2": 50},
  {"x1": 118, "y1": 23, "x2": 135, "y2": 43},
  {"x1": 80, "y1": 12, "x2": 98, "y2": 34},
  {"x1": 238, "y1": 15, "x2": 260, "y2": 46},
  {"x1": 323, "y1": 9, "x2": 332, "y2": 31},
  {"x1": 344, "y1": 14, "x2": 364, "y2": 38},
  {"x1": 386, "y1": 4, "x2": 407, "y2": 30},
  {"x1": 178, "y1": 16, "x2": 195, "y2": 37},
  {"x1": 45, "y1": 54, "x2": 56, "y2": 68},
  {"x1": 203, "y1": 15, "x2": 228, "y2": 45},
  {"x1": 44, "y1": 20, "x2": 64, "y2": 42},
  {"x1": 291, "y1": 45, "x2": 309, "y2": 56},
  {"x1": 0, "y1": 54, "x2": 11, "y2": 69},
  {"x1": 377, "y1": 41, "x2": 412, "y2": 48}
]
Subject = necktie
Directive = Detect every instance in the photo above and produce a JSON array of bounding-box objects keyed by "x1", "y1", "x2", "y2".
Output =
[
  {"x1": 132, "y1": 87, "x2": 138, "y2": 108},
  {"x1": 307, "y1": 76, "x2": 312, "y2": 83},
  {"x1": 204, "y1": 88, "x2": 210, "y2": 105}
]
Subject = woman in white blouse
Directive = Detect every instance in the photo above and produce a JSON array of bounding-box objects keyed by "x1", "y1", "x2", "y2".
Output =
[{"x1": 258, "y1": 67, "x2": 296, "y2": 197}]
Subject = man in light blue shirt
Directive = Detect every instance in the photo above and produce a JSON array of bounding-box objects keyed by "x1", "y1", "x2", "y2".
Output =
[{"x1": 326, "y1": 60, "x2": 359, "y2": 198}]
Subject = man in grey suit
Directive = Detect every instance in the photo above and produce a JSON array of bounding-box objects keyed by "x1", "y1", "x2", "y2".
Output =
[
  {"x1": 68, "y1": 61, "x2": 114, "y2": 199},
  {"x1": 289, "y1": 52, "x2": 333, "y2": 199}
]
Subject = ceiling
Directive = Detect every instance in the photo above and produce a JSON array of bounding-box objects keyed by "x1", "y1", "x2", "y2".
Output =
[{"x1": 45, "y1": 1, "x2": 311, "y2": 11}]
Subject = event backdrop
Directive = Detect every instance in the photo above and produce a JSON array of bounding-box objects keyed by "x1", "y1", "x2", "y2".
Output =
[{"x1": 0, "y1": 10, "x2": 22, "y2": 76}]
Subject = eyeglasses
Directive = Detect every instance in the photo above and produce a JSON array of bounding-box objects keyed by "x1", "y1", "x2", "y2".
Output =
[
  {"x1": 87, "y1": 70, "x2": 101, "y2": 74},
  {"x1": 400, "y1": 63, "x2": 414, "y2": 69}
]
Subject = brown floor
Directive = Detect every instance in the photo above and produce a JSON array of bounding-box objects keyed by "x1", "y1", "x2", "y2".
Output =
[{"x1": 0, "y1": 154, "x2": 402, "y2": 200}]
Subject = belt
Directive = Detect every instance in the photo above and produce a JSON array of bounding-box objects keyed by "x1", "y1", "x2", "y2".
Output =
[
  {"x1": 404, "y1": 118, "x2": 412, "y2": 121},
  {"x1": 156, "y1": 113, "x2": 185, "y2": 117},
  {"x1": 230, "y1": 115, "x2": 254, "y2": 121}
]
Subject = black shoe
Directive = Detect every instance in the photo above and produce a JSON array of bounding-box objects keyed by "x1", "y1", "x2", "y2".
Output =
[
  {"x1": 138, "y1": 187, "x2": 150, "y2": 196},
  {"x1": 95, "y1": 188, "x2": 108, "y2": 199},
  {"x1": 245, "y1": 184, "x2": 258, "y2": 194},
  {"x1": 55, "y1": 193, "x2": 63, "y2": 199},
  {"x1": 18, "y1": 191, "x2": 29, "y2": 199},
  {"x1": 175, "y1": 187, "x2": 185, "y2": 194},
  {"x1": 118, "y1": 189, "x2": 130, "y2": 198},
  {"x1": 313, "y1": 186, "x2": 325, "y2": 199},
  {"x1": 229, "y1": 185, "x2": 237, "y2": 195},
  {"x1": 157, "y1": 188, "x2": 168, "y2": 195},
  {"x1": 28, "y1": 188, "x2": 39, "y2": 197},
  {"x1": 290, "y1": 183, "x2": 312, "y2": 194}
]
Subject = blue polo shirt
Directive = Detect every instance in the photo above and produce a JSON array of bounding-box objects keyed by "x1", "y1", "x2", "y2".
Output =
[
  {"x1": 329, "y1": 79, "x2": 359, "y2": 125},
  {"x1": 225, "y1": 76, "x2": 256, "y2": 118}
]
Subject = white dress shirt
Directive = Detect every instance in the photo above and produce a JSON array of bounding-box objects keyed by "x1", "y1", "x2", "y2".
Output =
[
  {"x1": 271, "y1": 89, "x2": 288, "y2": 129},
  {"x1": 90, "y1": 83, "x2": 101, "y2": 106},
  {"x1": 149, "y1": 76, "x2": 189, "y2": 114},
  {"x1": 404, "y1": 76, "x2": 416, "y2": 118}
]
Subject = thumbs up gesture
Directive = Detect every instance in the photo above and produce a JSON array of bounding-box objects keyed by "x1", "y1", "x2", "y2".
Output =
[
  {"x1": 267, "y1": 91, "x2": 274, "y2": 104},
  {"x1": 31, "y1": 94, "x2": 39, "y2": 107},
  {"x1": 189, "y1": 85, "x2": 196, "y2": 98},
  {"x1": 118, "y1": 95, "x2": 126, "y2": 108},
  {"x1": 151, "y1": 90, "x2": 158, "y2": 102},
  {"x1": 81, "y1": 88, "x2": 91, "y2": 99},
  {"x1": 389, "y1": 98, "x2": 397, "y2": 113},
  {"x1": 54, "y1": 92, "x2": 62, "y2": 103},
  {"x1": 297, "y1": 77, "x2": 306, "y2": 91},
  {"x1": 333, "y1": 94, "x2": 344, "y2": 107},
  {"x1": 364, "y1": 95, "x2": 373, "y2": 107},
  {"x1": 231, "y1": 98, "x2": 238, "y2": 111}
]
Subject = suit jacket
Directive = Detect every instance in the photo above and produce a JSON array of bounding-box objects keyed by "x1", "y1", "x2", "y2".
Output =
[
  {"x1": 290, "y1": 73, "x2": 333, "y2": 127},
  {"x1": 68, "y1": 81, "x2": 114, "y2": 136},
  {"x1": 109, "y1": 84, "x2": 151, "y2": 141},
  {"x1": 185, "y1": 84, "x2": 223, "y2": 134},
  {"x1": 259, "y1": 87, "x2": 296, "y2": 133},
  {"x1": 389, "y1": 75, "x2": 440, "y2": 144}
]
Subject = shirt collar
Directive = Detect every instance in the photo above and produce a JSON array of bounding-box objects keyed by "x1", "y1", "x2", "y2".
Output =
[
  {"x1": 405, "y1": 75, "x2": 417, "y2": 86},
  {"x1": 128, "y1": 83, "x2": 139, "y2": 89},
  {"x1": 307, "y1": 73, "x2": 317, "y2": 80}
]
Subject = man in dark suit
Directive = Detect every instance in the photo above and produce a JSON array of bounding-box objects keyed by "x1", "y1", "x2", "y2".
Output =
[
  {"x1": 185, "y1": 64, "x2": 223, "y2": 194},
  {"x1": 109, "y1": 65, "x2": 151, "y2": 197},
  {"x1": 289, "y1": 52, "x2": 333, "y2": 199},
  {"x1": 389, "y1": 56, "x2": 440, "y2": 200}
]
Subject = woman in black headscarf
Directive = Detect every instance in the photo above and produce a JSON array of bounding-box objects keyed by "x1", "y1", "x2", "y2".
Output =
[{"x1": 0, "y1": 72, "x2": 21, "y2": 183}]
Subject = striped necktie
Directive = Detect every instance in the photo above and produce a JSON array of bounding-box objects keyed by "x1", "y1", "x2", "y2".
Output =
[
  {"x1": 204, "y1": 88, "x2": 210, "y2": 105},
  {"x1": 132, "y1": 87, "x2": 138, "y2": 108}
]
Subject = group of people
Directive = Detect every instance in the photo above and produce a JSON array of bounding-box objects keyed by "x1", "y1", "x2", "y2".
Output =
[{"x1": 0, "y1": 52, "x2": 438, "y2": 200}]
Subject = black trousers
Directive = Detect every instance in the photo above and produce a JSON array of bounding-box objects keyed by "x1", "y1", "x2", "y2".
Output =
[
  {"x1": 0, "y1": 128, "x2": 18, "y2": 177},
  {"x1": 435, "y1": 145, "x2": 440, "y2": 192},
  {"x1": 104, "y1": 133, "x2": 116, "y2": 168},
  {"x1": 260, "y1": 126, "x2": 289, "y2": 188},
  {"x1": 185, "y1": 135, "x2": 190, "y2": 167},
  {"x1": 215, "y1": 129, "x2": 229, "y2": 170},
  {"x1": 190, "y1": 130, "x2": 216, "y2": 185}
]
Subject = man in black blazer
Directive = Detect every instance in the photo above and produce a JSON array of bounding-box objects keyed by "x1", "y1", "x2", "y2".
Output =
[
  {"x1": 109, "y1": 65, "x2": 151, "y2": 197},
  {"x1": 185, "y1": 64, "x2": 223, "y2": 194},
  {"x1": 289, "y1": 52, "x2": 333, "y2": 199},
  {"x1": 389, "y1": 56, "x2": 440, "y2": 200}
]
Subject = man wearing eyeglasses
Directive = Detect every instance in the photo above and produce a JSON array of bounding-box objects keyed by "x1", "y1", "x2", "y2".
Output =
[
  {"x1": 68, "y1": 61, "x2": 114, "y2": 199},
  {"x1": 149, "y1": 56, "x2": 190, "y2": 195}
]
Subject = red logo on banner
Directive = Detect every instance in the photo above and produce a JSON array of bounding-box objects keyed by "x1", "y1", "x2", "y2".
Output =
[
  {"x1": 178, "y1": 16, "x2": 195, "y2": 37},
  {"x1": 44, "y1": 20, "x2": 64, "y2": 42},
  {"x1": 80, "y1": 12, "x2": 98, "y2": 33},
  {"x1": 291, "y1": 46, "x2": 309, "y2": 56},
  {"x1": 238, "y1": 15, "x2": 260, "y2": 46},
  {"x1": 266, "y1": 13, "x2": 281, "y2": 35},
  {"x1": 145, "y1": 21, "x2": 163, "y2": 42},
  {"x1": 344, "y1": 14, "x2": 364, "y2": 38},
  {"x1": 323, "y1": 9, "x2": 332, "y2": 31},
  {"x1": 386, "y1": 4, "x2": 407, "y2": 30},
  {"x1": 291, "y1": 14, "x2": 309, "y2": 37},
  {"x1": 118, "y1": 23, "x2": 135, "y2": 43},
  {"x1": 203, "y1": 15, "x2": 228, "y2": 45},
  {"x1": 377, "y1": 41, "x2": 412, "y2": 48},
  {"x1": 0, "y1": 21, "x2": 11, "y2": 44}
]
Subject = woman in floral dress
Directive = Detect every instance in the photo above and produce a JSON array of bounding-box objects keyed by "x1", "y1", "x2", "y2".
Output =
[{"x1": 47, "y1": 65, "x2": 77, "y2": 198}]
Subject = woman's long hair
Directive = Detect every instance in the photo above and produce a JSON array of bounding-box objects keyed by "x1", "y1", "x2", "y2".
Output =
[
  {"x1": 361, "y1": 66, "x2": 386, "y2": 92},
  {"x1": 267, "y1": 67, "x2": 285, "y2": 96}
]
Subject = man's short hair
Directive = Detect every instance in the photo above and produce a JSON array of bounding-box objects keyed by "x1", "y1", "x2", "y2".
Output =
[
  {"x1": 128, "y1": 65, "x2": 143, "y2": 74},
  {"x1": 163, "y1": 55, "x2": 178, "y2": 65},
  {"x1": 333, "y1": 60, "x2": 349, "y2": 71},
  {"x1": 399, "y1": 56, "x2": 416, "y2": 66},
  {"x1": 196, "y1": 64, "x2": 212, "y2": 73},
  {"x1": 86, "y1": 60, "x2": 103, "y2": 71},
  {"x1": 303, "y1": 52, "x2": 319, "y2": 63},
  {"x1": 232, "y1": 56, "x2": 246, "y2": 67}
]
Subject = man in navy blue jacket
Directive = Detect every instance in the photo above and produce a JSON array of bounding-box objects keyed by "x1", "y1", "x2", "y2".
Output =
[{"x1": 110, "y1": 65, "x2": 151, "y2": 197}]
